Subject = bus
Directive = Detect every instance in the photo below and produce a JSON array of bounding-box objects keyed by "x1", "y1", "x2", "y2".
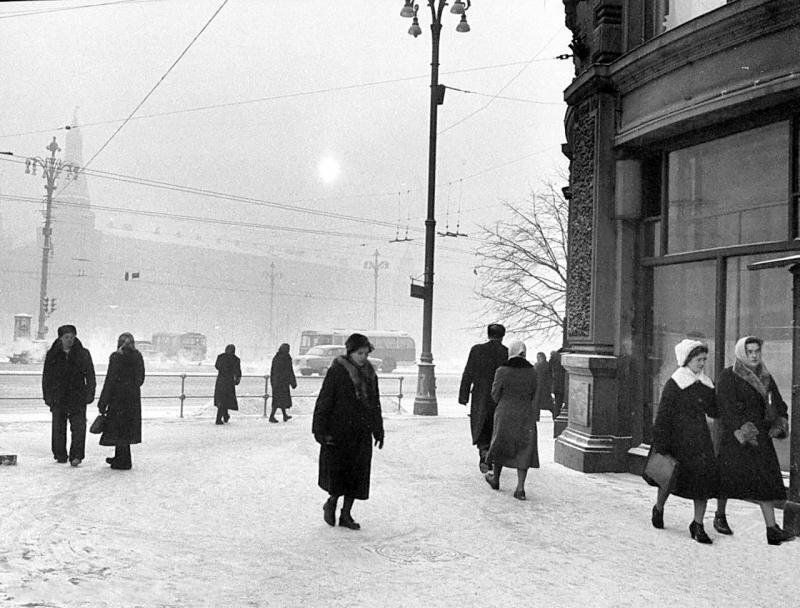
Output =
[
  {"x1": 298, "y1": 329, "x2": 415, "y2": 372},
  {"x1": 151, "y1": 332, "x2": 207, "y2": 362}
]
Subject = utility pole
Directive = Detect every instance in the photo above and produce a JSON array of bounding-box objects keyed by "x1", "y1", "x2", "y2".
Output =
[
  {"x1": 25, "y1": 137, "x2": 79, "y2": 340},
  {"x1": 364, "y1": 249, "x2": 389, "y2": 329},
  {"x1": 266, "y1": 262, "x2": 282, "y2": 348}
]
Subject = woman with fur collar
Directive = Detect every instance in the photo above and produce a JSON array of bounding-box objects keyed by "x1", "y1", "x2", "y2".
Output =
[
  {"x1": 484, "y1": 340, "x2": 539, "y2": 501},
  {"x1": 715, "y1": 336, "x2": 794, "y2": 545},
  {"x1": 650, "y1": 339, "x2": 719, "y2": 544},
  {"x1": 312, "y1": 333, "x2": 384, "y2": 530}
]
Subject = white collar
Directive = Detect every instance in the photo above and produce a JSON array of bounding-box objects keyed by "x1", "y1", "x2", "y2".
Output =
[{"x1": 671, "y1": 366, "x2": 714, "y2": 390}]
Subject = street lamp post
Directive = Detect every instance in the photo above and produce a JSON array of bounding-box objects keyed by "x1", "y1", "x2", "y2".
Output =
[
  {"x1": 25, "y1": 137, "x2": 80, "y2": 341},
  {"x1": 364, "y1": 249, "x2": 389, "y2": 329},
  {"x1": 400, "y1": 0, "x2": 471, "y2": 415}
]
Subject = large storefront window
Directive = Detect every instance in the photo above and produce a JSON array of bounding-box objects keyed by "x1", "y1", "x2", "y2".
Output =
[
  {"x1": 667, "y1": 122, "x2": 789, "y2": 254},
  {"x1": 647, "y1": 261, "x2": 716, "y2": 439},
  {"x1": 726, "y1": 255, "x2": 792, "y2": 470}
]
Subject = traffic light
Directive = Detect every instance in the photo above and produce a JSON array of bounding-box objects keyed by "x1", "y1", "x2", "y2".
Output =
[{"x1": 124, "y1": 272, "x2": 129, "y2": 281}]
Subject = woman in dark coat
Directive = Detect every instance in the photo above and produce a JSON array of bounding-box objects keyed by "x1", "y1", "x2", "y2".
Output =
[
  {"x1": 650, "y1": 339, "x2": 719, "y2": 543},
  {"x1": 97, "y1": 332, "x2": 145, "y2": 470},
  {"x1": 214, "y1": 344, "x2": 241, "y2": 425},
  {"x1": 269, "y1": 343, "x2": 297, "y2": 423},
  {"x1": 485, "y1": 340, "x2": 539, "y2": 500},
  {"x1": 714, "y1": 336, "x2": 794, "y2": 545},
  {"x1": 312, "y1": 333, "x2": 384, "y2": 530},
  {"x1": 533, "y1": 352, "x2": 555, "y2": 419}
]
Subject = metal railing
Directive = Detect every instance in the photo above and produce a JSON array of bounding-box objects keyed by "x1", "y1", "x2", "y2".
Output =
[{"x1": 0, "y1": 371, "x2": 406, "y2": 418}]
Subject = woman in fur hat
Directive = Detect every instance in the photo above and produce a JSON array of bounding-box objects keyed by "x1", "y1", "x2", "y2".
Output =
[
  {"x1": 650, "y1": 339, "x2": 719, "y2": 543},
  {"x1": 312, "y1": 333, "x2": 384, "y2": 530},
  {"x1": 715, "y1": 336, "x2": 794, "y2": 545},
  {"x1": 484, "y1": 340, "x2": 539, "y2": 500}
]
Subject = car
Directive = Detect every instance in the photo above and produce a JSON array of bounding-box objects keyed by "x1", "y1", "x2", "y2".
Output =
[{"x1": 294, "y1": 345, "x2": 382, "y2": 376}]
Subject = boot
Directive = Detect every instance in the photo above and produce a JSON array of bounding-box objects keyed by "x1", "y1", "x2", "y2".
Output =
[
  {"x1": 767, "y1": 525, "x2": 796, "y2": 545},
  {"x1": 651, "y1": 505, "x2": 664, "y2": 530},
  {"x1": 713, "y1": 512, "x2": 733, "y2": 535},
  {"x1": 283, "y1": 411, "x2": 292, "y2": 422},
  {"x1": 689, "y1": 521, "x2": 712, "y2": 544},
  {"x1": 339, "y1": 511, "x2": 361, "y2": 530}
]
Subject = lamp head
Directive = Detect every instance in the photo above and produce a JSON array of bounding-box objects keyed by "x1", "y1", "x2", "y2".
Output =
[
  {"x1": 455, "y1": 13, "x2": 470, "y2": 33},
  {"x1": 450, "y1": 0, "x2": 466, "y2": 14},
  {"x1": 408, "y1": 16, "x2": 422, "y2": 37},
  {"x1": 400, "y1": 0, "x2": 416, "y2": 18}
]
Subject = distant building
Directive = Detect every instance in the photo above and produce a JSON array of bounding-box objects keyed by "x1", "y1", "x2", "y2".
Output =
[{"x1": 557, "y1": 1, "x2": 800, "y2": 473}]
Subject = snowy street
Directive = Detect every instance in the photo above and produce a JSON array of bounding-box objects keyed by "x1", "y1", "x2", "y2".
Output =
[{"x1": 1, "y1": 407, "x2": 799, "y2": 607}]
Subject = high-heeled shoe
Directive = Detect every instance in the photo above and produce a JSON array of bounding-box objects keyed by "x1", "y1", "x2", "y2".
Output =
[
  {"x1": 323, "y1": 498, "x2": 336, "y2": 527},
  {"x1": 339, "y1": 513, "x2": 361, "y2": 530},
  {"x1": 713, "y1": 512, "x2": 733, "y2": 535},
  {"x1": 484, "y1": 472, "x2": 499, "y2": 490},
  {"x1": 766, "y1": 525, "x2": 796, "y2": 545},
  {"x1": 651, "y1": 505, "x2": 664, "y2": 529},
  {"x1": 689, "y1": 521, "x2": 712, "y2": 544}
]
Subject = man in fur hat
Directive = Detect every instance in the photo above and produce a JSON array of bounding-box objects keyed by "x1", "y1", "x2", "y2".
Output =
[{"x1": 42, "y1": 325, "x2": 96, "y2": 466}]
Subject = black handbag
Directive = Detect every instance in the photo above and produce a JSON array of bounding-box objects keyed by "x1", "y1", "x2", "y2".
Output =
[
  {"x1": 642, "y1": 445, "x2": 678, "y2": 492},
  {"x1": 89, "y1": 413, "x2": 106, "y2": 434}
]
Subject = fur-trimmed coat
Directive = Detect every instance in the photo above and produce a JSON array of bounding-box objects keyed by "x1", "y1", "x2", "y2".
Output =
[{"x1": 98, "y1": 349, "x2": 145, "y2": 446}]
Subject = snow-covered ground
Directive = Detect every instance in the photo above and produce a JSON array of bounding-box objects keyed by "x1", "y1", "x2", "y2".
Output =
[{"x1": 1, "y1": 407, "x2": 799, "y2": 607}]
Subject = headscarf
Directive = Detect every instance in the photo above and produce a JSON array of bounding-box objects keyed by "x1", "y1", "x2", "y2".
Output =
[
  {"x1": 507, "y1": 339, "x2": 526, "y2": 359},
  {"x1": 732, "y1": 336, "x2": 771, "y2": 398},
  {"x1": 670, "y1": 338, "x2": 714, "y2": 389},
  {"x1": 278, "y1": 343, "x2": 290, "y2": 354},
  {"x1": 117, "y1": 332, "x2": 136, "y2": 352},
  {"x1": 225, "y1": 344, "x2": 236, "y2": 355}
]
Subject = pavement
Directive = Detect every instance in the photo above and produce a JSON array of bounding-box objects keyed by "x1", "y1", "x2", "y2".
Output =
[{"x1": 1, "y1": 405, "x2": 799, "y2": 608}]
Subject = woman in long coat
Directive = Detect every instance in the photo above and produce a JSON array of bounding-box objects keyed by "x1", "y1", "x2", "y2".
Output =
[
  {"x1": 269, "y1": 343, "x2": 297, "y2": 423},
  {"x1": 98, "y1": 332, "x2": 145, "y2": 470},
  {"x1": 312, "y1": 333, "x2": 384, "y2": 530},
  {"x1": 649, "y1": 339, "x2": 719, "y2": 543},
  {"x1": 714, "y1": 336, "x2": 794, "y2": 545},
  {"x1": 214, "y1": 344, "x2": 241, "y2": 425},
  {"x1": 533, "y1": 352, "x2": 555, "y2": 419},
  {"x1": 484, "y1": 340, "x2": 538, "y2": 500}
]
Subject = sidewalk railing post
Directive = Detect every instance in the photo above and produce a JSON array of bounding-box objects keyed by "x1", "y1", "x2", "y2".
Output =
[
  {"x1": 264, "y1": 374, "x2": 270, "y2": 418},
  {"x1": 179, "y1": 373, "x2": 186, "y2": 418},
  {"x1": 397, "y1": 376, "x2": 404, "y2": 413}
]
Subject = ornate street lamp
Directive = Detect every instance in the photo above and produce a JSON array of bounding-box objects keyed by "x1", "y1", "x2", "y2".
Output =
[
  {"x1": 400, "y1": 1, "x2": 471, "y2": 416},
  {"x1": 25, "y1": 137, "x2": 80, "y2": 340}
]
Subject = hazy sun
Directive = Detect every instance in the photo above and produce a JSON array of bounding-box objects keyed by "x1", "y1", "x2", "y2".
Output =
[{"x1": 318, "y1": 156, "x2": 341, "y2": 183}]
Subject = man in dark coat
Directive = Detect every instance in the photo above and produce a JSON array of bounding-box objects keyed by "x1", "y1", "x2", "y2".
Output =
[
  {"x1": 41, "y1": 324, "x2": 96, "y2": 466},
  {"x1": 459, "y1": 323, "x2": 508, "y2": 473},
  {"x1": 269, "y1": 343, "x2": 297, "y2": 423},
  {"x1": 214, "y1": 344, "x2": 241, "y2": 424}
]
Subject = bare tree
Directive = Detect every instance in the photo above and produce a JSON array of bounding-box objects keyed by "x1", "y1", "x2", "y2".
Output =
[{"x1": 474, "y1": 182, "x2": 568, "y2": 339}]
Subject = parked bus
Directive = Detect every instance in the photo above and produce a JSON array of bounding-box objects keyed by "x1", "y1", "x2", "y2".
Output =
[
  {"x1": 151, "y1": 332, "x2": 207, "y2": 362},
  {"x1": 298, "y1": 329, "x2": 415, "y2": 372}
]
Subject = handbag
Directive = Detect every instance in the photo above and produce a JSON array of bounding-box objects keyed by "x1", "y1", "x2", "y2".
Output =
[
  {"x1": 89, "y1": 413, "x2": 106, "y2": 435},
  {"x1": 642, "y1": 445, "x2": 678, "y2": 492}
]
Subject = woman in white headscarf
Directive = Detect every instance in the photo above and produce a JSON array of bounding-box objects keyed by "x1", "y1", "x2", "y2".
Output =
[
  {"x1": 715, "y1": 336, "x2": 794, "y2": 545},
  {"x1": 484, "y1": 340, "x2": 538, "y2": 500},
  {"x1": 650, "y1": 339, "x2": 719, "y2": 544}
]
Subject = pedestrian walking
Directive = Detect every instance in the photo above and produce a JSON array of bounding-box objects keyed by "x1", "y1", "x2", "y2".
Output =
[
  {"x1": 269, "y1": 343, "x2": 297, "y2": 423},
  {"x1": 458, "y1": 323, "x2": 508, "y2": 473},
  {"x1": 649, "y1": 339, "x2": 719, "y2": 544},
  {"x1": 41, "y1": 324, "x2": 96, "y2": 467},
  {"x1": 549, "y1": 350, "x2": 565, "y2": 418},
  {"x1": 484, "y1": 340, "x2": 539, "y2": 500},
  {"x1": 97, "y1": 332, "x2": 145, "y2": 470},
  {"x1": 714, "y1": 336, "x2": 795, "y2": 545},
  {"x1": 214, "y1": 344, "x2": 241, "y2": 425},
  {"x1": 534, "y1": 352, "x2": 556, "y2": 419},
  {"x1": 312, "y1": 333, "x2": 384, "y2": 530}
]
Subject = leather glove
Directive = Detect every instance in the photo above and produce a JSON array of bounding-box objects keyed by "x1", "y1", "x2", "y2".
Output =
[
  {"x1": 373, "y1": 431, "x2": 385, "y2": 450},
  {"x1": 769, "y1": 417, "x2": 789, "y2": 440},
  {"x1": 734, "y1": 421, "x2": 759, "y2": 446}
]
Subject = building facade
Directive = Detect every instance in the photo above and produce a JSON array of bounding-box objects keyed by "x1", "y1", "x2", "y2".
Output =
[{"x1": 556, "y1": 0, "x2": 800, "y2": 473}]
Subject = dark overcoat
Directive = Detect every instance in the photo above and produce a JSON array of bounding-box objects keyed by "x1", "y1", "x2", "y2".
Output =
[
  {"x1": 270, "y1": 351, "x2": 297, "y2": 410},
  {"x1": 458, "y1": 340, "x2": 508, "y2": 444},
  {"x1": 534, "y1": 359, "x2": 554, "y2": 413},
  {"x1": 98, "y1": 349, "x2": 145, "y2": 446},
  {"x1": 42, "y1": 338, "x2": 96, "y2": 413},
  {"x1": 214, "y1": 352, "x2": 242, "y2": 410},
  {"x1": 312, "y1": 358, "x2": 384, "y2": 500},
  {"x1": 487, "y1": 357, "x2": 540, "y2": 470},
  {"x1": 651, "y1": 378, "x2": 720, "y2": 499},
  {"x1": 717, "y1": 367, "x2": 787, "y2": 501}
]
